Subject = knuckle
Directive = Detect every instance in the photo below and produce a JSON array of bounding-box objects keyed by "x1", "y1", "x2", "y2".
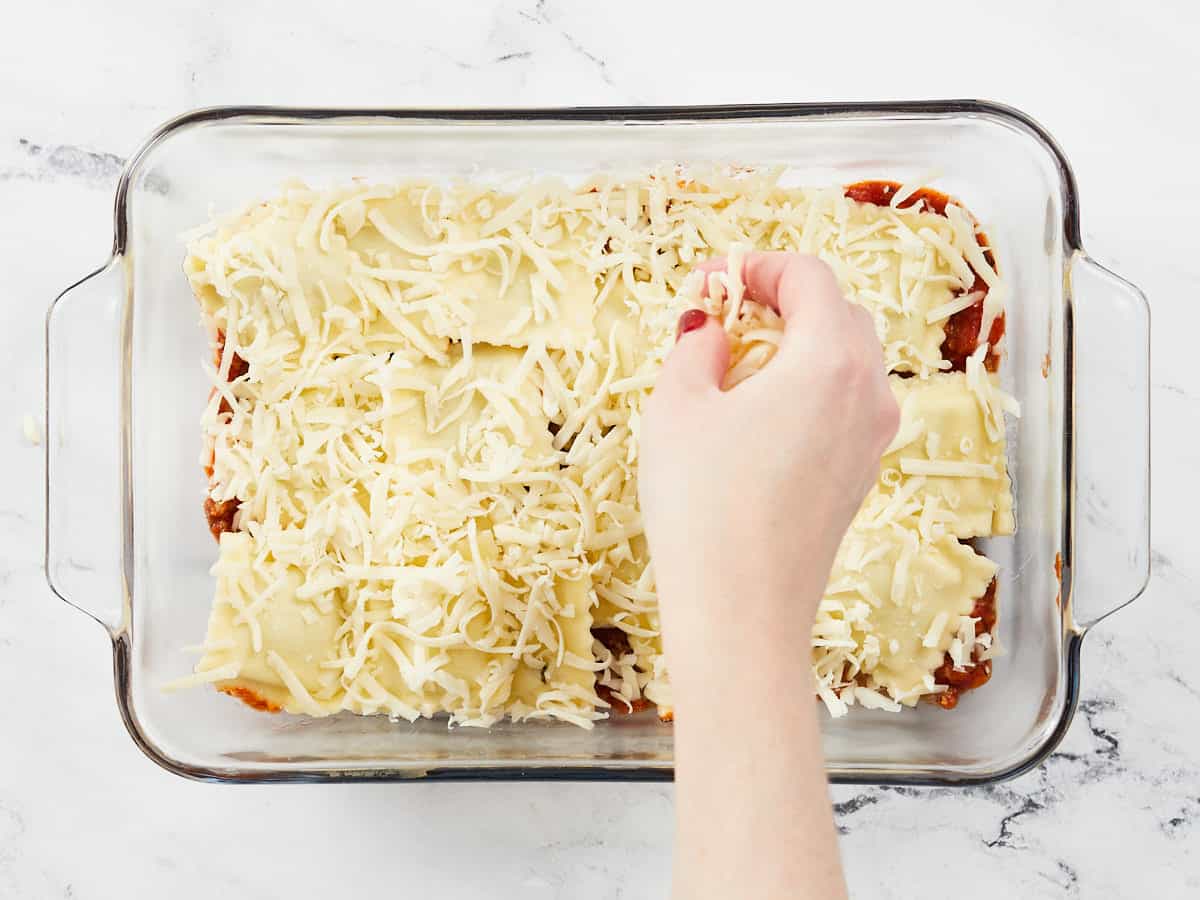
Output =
[
  {"x1": 827, "y1": 345, "x2": 873, "y2": 383},
  {"x1": 875, "y1": 390, "x2": 901, "y2": 443},
  {"x1": 852, "y1": 304, "x2": 876, "y2": 332},
  {"x1": 777, "y1": 254, "x2": 840, "y2": 303},
  {"x1": 879, "y1": 393, "x2": 901, "y2": 432},
  {"x1": 821, "y1": 351, "x2": 858, "y2": 384},
  {"x1": 790, "y1": 255, "x2": 840, "y2": 294},
  {"x1": 642, "y1": 387, "x2": 671, "y2": 427},
  {"x1": 793, "y1": 253, "x2": 836, "y2": 281}
]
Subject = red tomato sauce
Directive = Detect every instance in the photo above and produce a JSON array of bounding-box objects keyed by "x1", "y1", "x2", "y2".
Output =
[
  {"x1": 930, "y1": 578, "x2": 998, "y2": 709},
  {"x1": 593, "y1": 627, "x2": 655, "y2": 714},
  {"x1": 219, "y1": 685, "x2": 282, "y2": 713},
  {"x1": 844, "y1": 180, "x2": 1005, "y2": 373},
  {"x1": 204, "y1": 331, "x2": 247, "y2": 541}
]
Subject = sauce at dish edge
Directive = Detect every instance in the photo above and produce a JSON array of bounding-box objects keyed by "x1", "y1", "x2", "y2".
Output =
[{"x1": 844, "y1": 180, "x2": 1005, "y2": 373}]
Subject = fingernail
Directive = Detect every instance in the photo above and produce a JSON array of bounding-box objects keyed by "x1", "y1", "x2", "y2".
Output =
[{"x1": 676, "y1": 309, "x2": 708, "y2": 342}]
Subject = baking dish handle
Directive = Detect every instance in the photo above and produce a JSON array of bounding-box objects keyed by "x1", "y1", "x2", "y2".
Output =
[
  {"x1": 45, "y1": 259, "x2": 127, "y2": 634},
  {"x1": 1068, "y1": 251, "x2": 1151, "y2": 632}
]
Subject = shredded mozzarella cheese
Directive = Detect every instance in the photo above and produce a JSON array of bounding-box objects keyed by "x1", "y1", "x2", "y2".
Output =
[{"x1": 182, "y1": 168, "x2": 1016, "y2": 724}]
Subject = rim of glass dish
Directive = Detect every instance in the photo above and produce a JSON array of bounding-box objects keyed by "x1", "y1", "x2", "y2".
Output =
[{"x1": 87, "y1": 100, "x2": 1082, "y2": 785}]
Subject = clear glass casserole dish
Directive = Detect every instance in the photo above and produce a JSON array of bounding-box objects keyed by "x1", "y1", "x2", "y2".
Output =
[{"x1": 45, "y1": 102, "x2": 1150, "y2": 785}]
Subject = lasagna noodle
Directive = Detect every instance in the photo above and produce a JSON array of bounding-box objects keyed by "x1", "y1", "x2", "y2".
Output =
[
  {"x1": 876, "y1": 372, "x2": 1016, "y2": 539},
  {"x1": 184, "y1": 170, "x2": 1016, "y2": 723},
  {"x1": 816, "y1": 524, "x2": 999, "y2": 710}
]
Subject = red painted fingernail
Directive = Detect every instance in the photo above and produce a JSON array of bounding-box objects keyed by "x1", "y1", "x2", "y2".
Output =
[{"x1": 676, "y1": 309, "x2": 708, "y2": 342}]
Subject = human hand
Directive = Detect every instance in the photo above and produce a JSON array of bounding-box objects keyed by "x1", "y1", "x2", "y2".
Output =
[{"x1": 639, "y1": 252, "x2": 899, "y2": 691}]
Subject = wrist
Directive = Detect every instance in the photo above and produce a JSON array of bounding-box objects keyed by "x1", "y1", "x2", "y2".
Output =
[{"x1": 658, "y1": 583, "x2": 824, "y2": 712}]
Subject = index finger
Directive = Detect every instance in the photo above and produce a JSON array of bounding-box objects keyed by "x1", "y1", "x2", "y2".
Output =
[{"x1": 696, "y1": 251, "x2": 846, "y2": 324}]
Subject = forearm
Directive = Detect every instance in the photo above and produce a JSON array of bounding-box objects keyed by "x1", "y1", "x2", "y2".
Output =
[
  {"x1": 667, "y1": 587, "x2": 847, "y2": 900},
  {"x1": 640, "y1": 252, "x2": 896, "y2": 900}
]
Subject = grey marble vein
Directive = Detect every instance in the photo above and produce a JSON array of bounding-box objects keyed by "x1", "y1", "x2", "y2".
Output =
[
  {"x1": 519, "y1": 0, "x2": 617, "y2": 89},
  {"x1": 423, "y1": 45, "x2": 535, "y2": 71},
  {"x1": 985, "y1": 794, "x2": 1047, "y2": 850},
  {"x1": 1155, "y1": 382, "x2": 1195, "y2": 401},
  {"x1": 2, "y1": 138, "x2": 124, "y2": 185},
  {"x1": 832, "y1": 791, "x2": 881, "y2": 833}
]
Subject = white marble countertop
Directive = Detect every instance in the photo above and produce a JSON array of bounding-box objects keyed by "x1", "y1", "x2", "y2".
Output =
[{"x1": 3, "y1": 1, "x2": 1198, "y2": 897}]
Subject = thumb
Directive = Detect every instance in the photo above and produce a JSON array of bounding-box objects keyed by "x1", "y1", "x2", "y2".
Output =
[{"x1": 657, "y1": 310, "x2": 731, "y2": 396}]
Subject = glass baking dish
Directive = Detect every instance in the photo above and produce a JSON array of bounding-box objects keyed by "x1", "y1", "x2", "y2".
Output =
[{"x1": 45, "y1": 102, "x2": 1150, "y2": 785}]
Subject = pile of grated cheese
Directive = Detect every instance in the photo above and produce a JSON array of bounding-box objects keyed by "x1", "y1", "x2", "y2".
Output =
[{"x1": 178, "y1": 167, "x2": 1017, "y2": 725}]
